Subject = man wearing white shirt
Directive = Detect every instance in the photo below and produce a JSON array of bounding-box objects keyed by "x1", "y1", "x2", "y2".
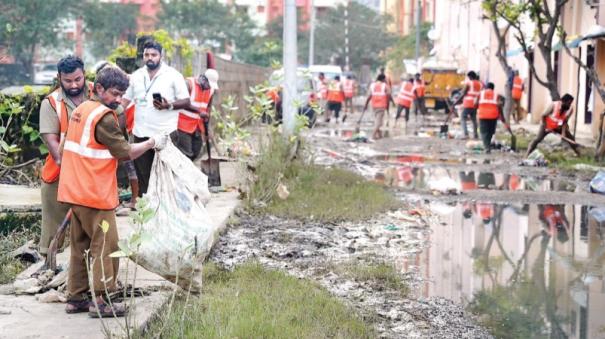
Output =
[{"x1": 121, "y1": 41, "x2": 191, "y2": 195}]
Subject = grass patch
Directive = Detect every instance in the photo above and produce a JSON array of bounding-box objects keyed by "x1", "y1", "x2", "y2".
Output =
[
  {"x1": 142, "y1": 262, "x2": 375, "y2": 338},
  {"x1": 247, "y1": 136, "x2": 398, "y2": 222},
  {"x1": 265, "y1": 164, "x2": 399, "y2": 222},
  {"x1": 0, "y1": 212, "x2": 40, "y2": 284},
  {"x1": 331, "y1": 261, "x2": 409, "y2": 296},
  {"x1": 543, "y1": 149, "x2": 601, "y2": 171}
]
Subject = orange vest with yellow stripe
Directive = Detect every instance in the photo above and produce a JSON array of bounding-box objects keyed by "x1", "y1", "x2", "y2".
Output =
[
  {"x1": 326, "y1": 80, "x2": 345, "y2": 103},
  {"x1": 40, "y1": 83, "x2": 93, "y2": 184},
  {"x1": 370, "y1": 82, "x2": 388, "y2": 109},
  {"x1": 512, "y1": 76, "x2": 523, "y2": 100},
  {"x1": 396, "y1": 82, "x2": 415, "y2": 108},
  {"x1": 58, "y1": 100, "x2": 119, "y2": 210},
  {"x1": 463, "y1": 80, "x2": 482, "y2": 109},
  {"x1": 177, "y1": 77, "x2": 213, "y2": 134}
]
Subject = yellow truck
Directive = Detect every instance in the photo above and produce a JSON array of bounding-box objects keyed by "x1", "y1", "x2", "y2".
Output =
[{"x1": 421, "y1": 66, "x2": 465, "y2": 112}]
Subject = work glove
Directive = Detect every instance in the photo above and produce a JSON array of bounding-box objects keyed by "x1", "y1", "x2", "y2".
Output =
[{"x1": 152, "y1": 132, "x2": 169, "y2": 151}]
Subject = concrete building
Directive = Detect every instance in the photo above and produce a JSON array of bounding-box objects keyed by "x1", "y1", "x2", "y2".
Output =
[
  {"x1": 380, "y1": 0, "x2": 436, "y2": 36},
  {"x1": 431, "y1": 0, "x2": 605, "y2": 140}
]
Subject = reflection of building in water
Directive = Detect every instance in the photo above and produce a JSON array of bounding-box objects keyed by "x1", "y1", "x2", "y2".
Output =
[{"x1": 413, "y1": 203, "x2": 605, "y2": 338}]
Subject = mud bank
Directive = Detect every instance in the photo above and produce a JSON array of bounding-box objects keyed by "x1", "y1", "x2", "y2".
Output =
[{"x1": 209, "y1": 212, "x2": 492, "y2": 338}]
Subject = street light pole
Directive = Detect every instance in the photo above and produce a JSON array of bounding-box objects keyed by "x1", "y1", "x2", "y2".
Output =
[
  {"x1": 345, "y1": 0, "x2": 350, "y2": 71},
  {"x1": 283, "y1": 0, "x2": 298, "y2": 135},
  {"x1": 415, "y1": 0, "x2": 421, "y2": 63},
  {"x1": 309, "y1": 0, "x2": 315, "y2": 66}
]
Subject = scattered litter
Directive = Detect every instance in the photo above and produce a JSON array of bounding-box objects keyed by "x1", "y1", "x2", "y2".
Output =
[
  {"x1": 36, "y1": 289, "x2": 66, "y2": 303},
  {"x1": 387, "y1": 211, "x2": 418, "y2": 223},
  {"x1": 346, "y1": 133, "x2": 370, "y2": 143},
  {"x1": 520, "y1": 150, "x2": 548, "y2": 167},
  {"x1": 574, "y1": 163, "x2": 605, "y2": 172},
  {"x1": 590, "y1": 171, "x2": 605, "y2": 194},
  {"x1": 276, "y1": 184, "x2": 290, "y2": 199},
  {"x1": 13, "y1": 278, "x2": 42, "y2": 295},
  {"x1": 384, "y1": 224, "x2": 400, "y2": 231},
  {"x1": 0, "y1": 308, "x2": 11, "y2": 315},
  {"x1": 10, "y1": 240, "x2": 41, "y2": 263},
  {"x1": 465, "y1": 140, "x2": 483, "y2": 152},
  {"x1": 0, "y1": 284, "x2": 15, "y2": 295}
]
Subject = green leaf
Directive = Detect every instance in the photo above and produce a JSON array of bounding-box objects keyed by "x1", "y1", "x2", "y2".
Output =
[
  {"x1": 109, "y1": 250, "x2": 128, "y2": 258},
  {"x1": 99, "y1": 220, "x2": 110, "y2": 233},
  {"x1": 117, "y1": 239, "x2": 131, "y2": 256},
  {"x1": 38, "y1": 144, "x2": 49, "y2": 155}
]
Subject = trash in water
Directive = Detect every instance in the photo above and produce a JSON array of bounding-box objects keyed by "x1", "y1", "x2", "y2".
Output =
[
  {"x1": 428, "y1": 177, "x2": 460, "y2": 195},
  {"x1": 590, "y1": 171, "x2": 605, "y2": 194},
  {"x1": 384, "y1": 224, "x2": 400, "y2": 231},
  {"x1": 346, "y1": 133, "x2": 370, "y2": 143},
  {"x1": 520, "y1": 150, "x2": 548, "y2": 167},
  {"x1": 276, "y1": 184, "x2": 290, "y2": 199}
]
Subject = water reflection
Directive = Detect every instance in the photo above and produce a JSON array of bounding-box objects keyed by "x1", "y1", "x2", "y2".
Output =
[
  {"x1": 411, "y1": 202, "x2": 605, "y2": 338},
  {"x1": 376, "y1": 167, "x2": 576, "y2": 193}
]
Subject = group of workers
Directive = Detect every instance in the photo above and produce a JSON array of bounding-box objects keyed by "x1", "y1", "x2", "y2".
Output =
[
  {"x1": 38, "y1": 40, "x2": 218, "y2": 318},
  {"x1": 356, "y1": 67, "x2": 580, "y2": 156}
]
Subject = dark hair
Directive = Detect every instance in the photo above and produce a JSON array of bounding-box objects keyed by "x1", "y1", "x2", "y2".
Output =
[
  {"x1": 562, "y1": 93, "x2": 574, "y2": 102},
  {"x1": 319, "y1": 72, "x2": 325, "y2": 77},
  {"x1": 467, "y1": 71, "x2": 477, "y2": 80},
  {"x1": 143, "y1": 40, "x2": 163, "y2": 54},
  {"x1": 414, "y1": 73, "x2": 420, "y2": 77},
  {"x1": 408, "y1": 78, "x2": 414, "y2": 82},
  {"x1": 347, "y1": 75, "x2": 352, "y2": 79},
  {"x1": 487, "y1": 82, "x2": 495, "y2": 90},
  {"x1": 334, "y1": 75, "x2": 340, "y2": 81},
  {"x1": 57, "y1": 55, "x2": 84, "y2": 75},
  {"x1": 95, "y1": 67, "x2": 129, "y2": 92},
  {"x1": 377, "y1": 74, "x2": 386, "y2": 82}
]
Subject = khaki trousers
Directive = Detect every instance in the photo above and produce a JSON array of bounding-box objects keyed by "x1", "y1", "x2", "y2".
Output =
[
  {"x1": 39, "y1": 180, "x2": 71, "y2": 255},
  {"x1": 67, "y1": 205, "x2": 119, "y2": 301}
]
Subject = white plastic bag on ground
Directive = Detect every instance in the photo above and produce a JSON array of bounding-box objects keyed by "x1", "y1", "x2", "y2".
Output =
[{"x1": 135, "y1": 139, "x2": 212, "y2": 292}]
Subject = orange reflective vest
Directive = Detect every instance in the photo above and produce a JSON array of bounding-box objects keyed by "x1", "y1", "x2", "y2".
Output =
[
  {"x1": 370, "y1": 82, "x2": 388, "y2": 109},
  {"x1": 326, "y1": 80, "x2": 345, "y2": 103},
  {"x1": 343, "y1": 79, "x2": 355, "y2": 98},
  {"x1": 463, "y1": 80, "x2": 482, "y2": 109},
  {"x1": 512, "y1": 76, "x2": 523, "y2": 100},
  {"x1": 413, "y1": 80, "x2": 425, "y2": 98},
  {"x1": 124, "y1": 102, "x2": 135, "y2": 134},
  {"x1": 477, "y1": 202, "x2": 493, "y2": 220},
  {"x1": 545, "y1": 101, "x2": 571, "y2": 131},
  {"x1": 177, "y1": 77, "x2": 213, "y2": 134},
  {"x1": 267, "y1": 87, "x2": 280, "y2": 104},
  {"x1": 58, "y1": 101, "x2": 119, "y2": 210},
  {"x1": 478, "y1": 89, "x2": 499, "y2": 119},
  {"x1": 40, "y1": 83, "x2": 93, "y2": 184},
  {"x1": 396, "y1": 82, "x2": 415, "y2": 108}
]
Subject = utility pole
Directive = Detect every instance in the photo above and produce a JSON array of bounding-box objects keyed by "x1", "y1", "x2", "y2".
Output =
[
  {"x1": 309, "y1": 0, "x2": 315, "y2": 66},
  {"x1": 415, "y1": 0, "x2": 421, "y2": 63},
  {"x1": 345, "y1": 0, "x2": 350, "y2": 71},
  {"x1": 283, "y1": 0, "x2": 298, "y2": 135}
]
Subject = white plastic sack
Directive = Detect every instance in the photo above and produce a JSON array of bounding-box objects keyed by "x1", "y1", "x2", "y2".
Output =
[{"x1": 135, "y1": 139, "x2": 212, "y2": 292}]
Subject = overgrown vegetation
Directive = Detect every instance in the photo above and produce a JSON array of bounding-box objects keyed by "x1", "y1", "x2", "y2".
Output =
[
  {"x1": 142, "y1": 262, "x2": 375, "y2": 338},
  {"x1": 330, "y1": 261, "x2": 409, "y2": 296},
  {"x1": 0, "y1": 212, "x2": 40, "y2": 284}
]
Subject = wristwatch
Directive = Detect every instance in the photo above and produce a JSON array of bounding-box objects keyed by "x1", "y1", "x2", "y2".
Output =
[{"x1": 168, "y1": 102, "x2": 174, "y2": 110}]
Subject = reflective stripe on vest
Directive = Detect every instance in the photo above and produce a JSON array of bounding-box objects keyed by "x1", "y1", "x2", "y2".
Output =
[
  {"x1": 478, "y1": 89, "x2": 499, "y2": 119},
  {"x1": 396, "y1": 82, "x2": 415, "y2": 107},
  {"x1": 413, "y1": 81, "x2": 425, "y2": 98},
  {"x1": 58, "y1": 101, "x2": 119, "y2": 210},
  {"x1": 178, "y1": 77, "x2": 213, "y2": 134},
  {"x1": 40, "y1": 90, "x2": 69, "y2": 183},
  {"x1": 371, "y1": 82, "x2": 388, "y2": 109},
  {"x1": 463, "y1": 80, "x2": 482, "y2": 108}
]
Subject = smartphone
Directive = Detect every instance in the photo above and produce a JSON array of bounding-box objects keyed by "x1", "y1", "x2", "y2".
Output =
[{"x1": 152, "y1": 93, "x2": 162, "y2": 102}]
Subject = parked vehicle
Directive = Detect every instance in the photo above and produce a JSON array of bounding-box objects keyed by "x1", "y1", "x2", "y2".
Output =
[
  {"x1": 421, "y1": 66, "x2": 465, "y2": 113},
  {"x1": 34, "y1": 64, "x2": 57, "y2": 85}
]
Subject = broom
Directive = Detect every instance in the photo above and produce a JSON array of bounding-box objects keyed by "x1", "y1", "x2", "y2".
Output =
[{"x1": 45, "y1": 208, "x2": 72, "y2": 271}]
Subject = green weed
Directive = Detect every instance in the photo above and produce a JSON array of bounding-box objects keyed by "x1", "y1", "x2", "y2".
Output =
[
  {"x1": 0, "y1": 213, "x2": 40, "y2": 284},
  {"x1": 142, "y1": 262, "x2": 375, "y2": 338}
]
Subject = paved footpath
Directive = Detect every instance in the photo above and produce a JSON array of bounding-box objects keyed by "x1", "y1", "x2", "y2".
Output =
[{"x1": 0, "y1": 185, "x2": 240, "y2": 339}]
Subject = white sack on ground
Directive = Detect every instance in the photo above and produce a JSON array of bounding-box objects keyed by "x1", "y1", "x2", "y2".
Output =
[{"x1": 135, "y1": 139, "x2": 212, "y2": 292}]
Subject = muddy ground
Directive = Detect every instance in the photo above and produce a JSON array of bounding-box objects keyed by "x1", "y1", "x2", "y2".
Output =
[{"x1": 209, "y1": 111, "x2": 605, "y2": 338}]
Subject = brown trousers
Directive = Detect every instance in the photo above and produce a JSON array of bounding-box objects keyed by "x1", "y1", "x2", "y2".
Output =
[
  {"x1": 68, "y1": 205, "x2": 119, "y2": 301},
  {"x1": 40, "y1": 180, "x2": 70, "y2": 255}
]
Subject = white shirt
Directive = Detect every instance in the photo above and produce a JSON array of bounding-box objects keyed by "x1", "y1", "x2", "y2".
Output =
[{"x1": 125, "y1": 63, "x2": 189, "y2": 137}]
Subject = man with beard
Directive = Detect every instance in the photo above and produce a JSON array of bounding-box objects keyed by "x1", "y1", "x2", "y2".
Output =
[
  {"x1": 38, "y1": 55, "x2": 93, "y2": 257},
  {"x1": 121, "y1": 41, "x2": 190, "y2": 196},
  {"x1": 58, "y1": 66, "x2": 168, "y2": 317}
]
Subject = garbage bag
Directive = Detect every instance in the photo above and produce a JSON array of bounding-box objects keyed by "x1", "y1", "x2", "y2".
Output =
[
  {"x1": 135, "y1": 139, "x2": 212, "y2": 292},
  {"x1": 590, "y1": 171, "x2": 605, "y2": 195}
]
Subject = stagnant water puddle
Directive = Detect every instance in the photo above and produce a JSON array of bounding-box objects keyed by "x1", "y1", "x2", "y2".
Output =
[
  {"x1": 375, "y1": 167, "x2": 577, "y2": 193},
  {"x1": 408, "y1": 202, "x2": 605, "y2": 338}
]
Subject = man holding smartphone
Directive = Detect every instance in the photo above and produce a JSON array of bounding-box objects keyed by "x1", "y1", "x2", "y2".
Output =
[{"x1": 121, "y1": 41, "x2": 190, "y2": 196}]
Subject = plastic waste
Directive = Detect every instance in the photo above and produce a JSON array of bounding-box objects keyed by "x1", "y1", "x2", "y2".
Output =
[{"x1": 590, "y1": 171, "x2": 605, "y2": 194}]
